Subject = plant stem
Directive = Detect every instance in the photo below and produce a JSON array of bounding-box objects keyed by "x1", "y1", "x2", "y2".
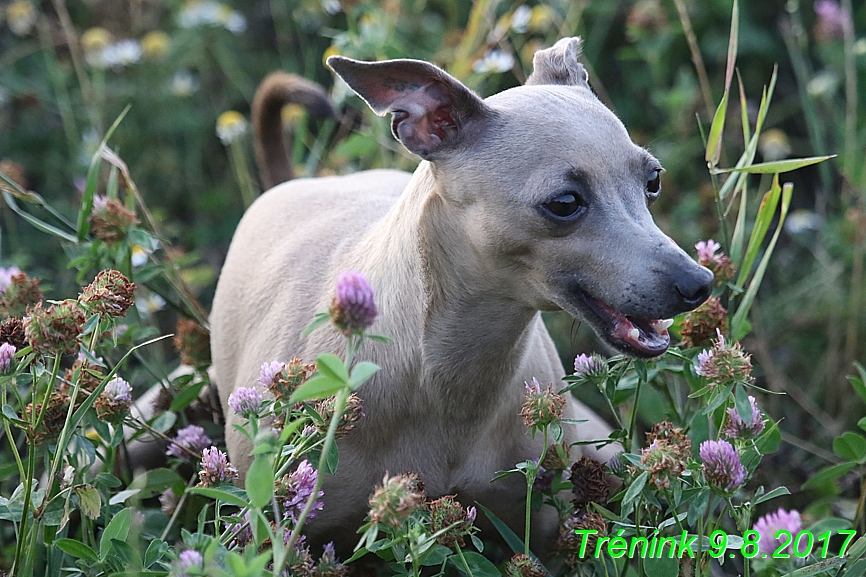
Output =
[
  {"x1": 629, "y1": 372, "x2": 645, "y2": 453},
  {"x1": 160, "y1": 473, "x2": 197, "y2": 541},
  {"x1": 524, "y1": 427, "x2": 549, "y2": 555},
  {"x1": 455, "y1": 543, "x2": 475, "y2": 577},
  {"x1": 282, "y1": 335, "x2": 356, "y2": 565},
  {"x1": 230, "y1": 140, "x2": 257, "y2": 210}
]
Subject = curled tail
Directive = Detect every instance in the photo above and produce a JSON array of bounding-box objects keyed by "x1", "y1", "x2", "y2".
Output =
[{"x1": 252, "y1": 72, "x2": 336, "y2": 189}]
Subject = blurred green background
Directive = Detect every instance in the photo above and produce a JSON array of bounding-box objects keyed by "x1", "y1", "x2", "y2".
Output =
[{"x1": 1, "y1": 0, "x2": 865, "y2": 517}]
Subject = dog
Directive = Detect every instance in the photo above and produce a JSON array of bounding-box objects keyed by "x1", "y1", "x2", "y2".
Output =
[{"x1": 210, "y1": 38, "x2": 714, "y2": 555}]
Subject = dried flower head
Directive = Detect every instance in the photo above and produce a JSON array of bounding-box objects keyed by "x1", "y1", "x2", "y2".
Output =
[
  {"x1": 315, "y1": 542, "x2": 348, "y2": 577},
  {"x1": 79, "y1": 269, "x2": 135, "y2": 318},
  {"x1": 1, "y1": 272, "x2": 43, "y2": 317},
  {"x1": 721, "y1": 396, "x2": 766, "y2": 439},
  {"x1": 315, "y1": 393, "x2": 364, "y2": 437},
  {"x1": 174, "y1": 319, "x2": 211, "y2": 367},
  {"x1": 571, "y1": 457, "x2": 610, "y2": 510},
  {"x1": 504, "y1": 554, "x2": 546, "y2": 577},
  {"x1": 368, "y1": 472, "x2": 425, "y2": 527},
  {"x1": 24, "y1": 301, "x2": 85, "y2": 355},
  {"x1": 753, "y1": 508, "x2": 803, "y2": 555},
  {"x1": 276, "y1": 460, "x2": 323, "y2": 523},
  {"x1": 0, "y1": 317, "x2": 28, "y2": 351},
  {"x1": 641, "y1": 421, "x2": 692, "y2": 489},
  {"x1": 159, "y1": 488, "x2": 180, "y2": 516},
  {"x1": 557, "y1": 512, "x2": 607, "y2": 567},
  {"x1": 328, "y1": 271, "x2": 377, "y2": 336},
  {"x1": 695, "y1": 330, "x2": 753, "y2": 387},
  {"x1": 428, "y1": 495, "x2": 476, "y2": 548},
  {"x1": 89, "y1": 196, "x2": 139, "y2": 244},
  {"x1": 285, "y1": 532, "x2": 315, "y2": 577},
  {"x1": 520, "y1": 378, "x2": 565, "y2": 429},
  {"x1": 695, "y1": 239, "x2": 735, "y2": 287},
  {"x1": 700, "y1": 439, "x2": 747, "y2": 493},
  {"x1": 198, "y1": 446, "x2": 239, "y2": 486},
  {"x1": 166, "y1": 424, "x2": 212, "y2": 462},
  {"x1": 25, "y1": 390, "x2": 71, "y2": 445},
  {"x1": 95, "y1": 376, "x2": 133, "y2": 423},
  {"x1": 573, "y1": 353, "x2": 607, "y2": 378},
  {"x1": 0, "y1": 343, "x2": 16, "y2": 373},
  {"x1": 227, "y1": 386, "x2": 263, "y2": 418},
  {"x1": 680, "y1": 296, "x2": 728, "y2": 349}
]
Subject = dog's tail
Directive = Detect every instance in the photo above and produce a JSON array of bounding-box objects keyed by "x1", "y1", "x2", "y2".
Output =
[{"x1": 252, "y1": 72, "x2": 336, "y2": 189}]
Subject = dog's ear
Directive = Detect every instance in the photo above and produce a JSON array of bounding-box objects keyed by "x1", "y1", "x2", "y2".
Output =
[
  {"x1": 327, "y1": 56, "x2": 491, "y2": 159},
  {"x1": 526, "y1": 37, "x2": 590, "y2": 88}
]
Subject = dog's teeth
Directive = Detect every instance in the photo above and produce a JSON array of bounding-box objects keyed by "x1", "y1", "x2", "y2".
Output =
[
  {"x1": 651, "y1": 319, "x2": 674, "y2": 332},
  {"x1": 629, "y1": 328, "x2": 640, "y2": 341}
]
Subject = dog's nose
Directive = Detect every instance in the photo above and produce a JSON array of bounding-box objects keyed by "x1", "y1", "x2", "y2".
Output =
[{"x1": 675, "y1": 267, "x2": 714, "y2": 308}]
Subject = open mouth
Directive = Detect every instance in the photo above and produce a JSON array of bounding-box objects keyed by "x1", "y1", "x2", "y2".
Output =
[{"x1": 560, "y1": 288, "x2": 673, "y2": 358}]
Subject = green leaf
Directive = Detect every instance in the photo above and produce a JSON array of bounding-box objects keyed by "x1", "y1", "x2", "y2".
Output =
[
  {"x1": 623, "y1": 471, "x2": 648, "y2": 509},
  {"x1": 349, "y1": 362, "x2": 380, "y2": 390},
  {"x1": 2, "y1": 191, "x2": 79, "y2": 242},
  {"x1": 734, "y1": 383, "x2": 753, "y2": 425},
  {"x1": 324, "y1": 440, "x2": 339, "y2": 475},
  {"x1": 75, "y1": 484, "x2": 102, "y2": 519},
  {"x1": 753, "y1": 486, "x2": 790, "y2": 505},
  {"x1": 316, "y1": 353, "x2": 350, "y2": 383},
  {"x1": 802, "y1": 462, "x2": 856, "y2": 490},
  {"x1": 736, "y1": 175, "x2": 782, "y2": 287},
  {"x1": 144, "y1": 540, "x2": 168, "y2": 568},
  {"x1": 421, "y1": 545, "x2": 452, "y2": 567},
  {"x1": 731, "y1": 182, "x2": 793, "y2": 339},
  {"x1": 476, "y1": 503, "x2": 526, "y2": 556},
  {"x1": 289, "y1": 374, "x2": 345, "y2": 403},
  {"x1": 55, "y1": 538, "x2": 98, "y2": 561},
  {"x1": 784, "y1": 557, "x2": 846, "y2": 577},
  {"x1": 644, "y1": 555, "x2": 679, "y2": 577},
  {"x1": 187, "y1": 487, "x2": 250, "y2": 509},
  {"x1": 129, "y1": 468, "x2": 184, "y2": 499},
  {"x1": 705, "y1": 92, "x2": 728, "y2": 167},
  {"x1": 100, "y1": 507, "x2": 131, "y2": 559},
  {"x1": 245, "y1": 454, "x2": 275, "y2": 508},
  {"x1": 711, "y1": 155, "x2": 835, "y2": 175},
  {"x1": 170, "y1": 380, "x2": 205, "y2": 412},
  {"x1": 755, "y1": 420, "x2": 782, "y2": 454},
  {"x1": 858, "y1": 416, "x2": 866, "y2": 433},
  {"x1": 150, "y1": 411, "x2": 176, "y2": 433},
  {"x1": 450, "y1": 551, "x2": 502, "y2": 577},
  {"x1": 833, "y1": 432, "x2": 866, "y2": 463}
]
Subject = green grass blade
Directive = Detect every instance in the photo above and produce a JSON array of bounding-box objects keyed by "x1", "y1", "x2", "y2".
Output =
[
  {"x1": 729, "y1": 180, "x2": 748, "y2": 266},
  {"x1": 2, "y1": 191, "x2": 78, "y2": 243},
  {"x1": 705, "y1": 92, "x2": 728, "y2": 167},
  {"x1": 731, "y1": 182, "x2": 793, "y2": 339},
  {"x1": 736, "y1": 174, "x2": 782, "y2": 287},
  {"x1": 737, "y1": 69, "x2": 750, "y2": 146},
  {"x1": 712, "y1": 155, "x2": 836, "y2": 175}
]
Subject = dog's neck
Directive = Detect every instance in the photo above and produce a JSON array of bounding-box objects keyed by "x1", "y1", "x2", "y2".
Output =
[{"x1": 348, "y1": 163, "x2": 540, "y2": 419}]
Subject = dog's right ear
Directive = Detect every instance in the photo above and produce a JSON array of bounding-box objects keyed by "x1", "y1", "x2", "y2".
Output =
[
  {"x1": 526, "y1": 37, "x2": 590, "y2": 89},
  {"x1": 327, "y1": 56, "x2": 491, "y2": 160}
]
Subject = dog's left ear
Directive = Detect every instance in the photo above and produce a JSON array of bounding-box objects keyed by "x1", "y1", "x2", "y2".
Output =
[
  {"x1": 327, "y1": 56, "x2": 492, "y2": 160},
  {"x1": 526, "y1": 37, "x2": 590, "y2": 89}
]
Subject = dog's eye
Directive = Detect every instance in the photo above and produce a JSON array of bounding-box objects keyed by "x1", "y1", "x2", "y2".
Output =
[
  {"x1": 646, "y1": 170, "x2": 662, "y2": 205},
  {"x1": 543, "y1": 193, "x2": 586, "y2": 219}
]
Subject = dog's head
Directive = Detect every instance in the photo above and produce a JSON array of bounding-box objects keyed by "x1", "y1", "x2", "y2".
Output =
[{"x1": 328, "y1": 38, "x2": 713, "y2": 358}]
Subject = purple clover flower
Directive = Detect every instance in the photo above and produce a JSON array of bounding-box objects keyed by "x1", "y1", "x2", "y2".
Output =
[
  {"x1": 753, "y1": 508, "x2": 803, "y2": 555},
  {"x1": 524, "y1": 377, "x2": 542, "y2": 396},
  {"x1": 166, "y1": 425, "x2": 212, "y2": 462},
  {"x1": 280, "y1": 460, "x2": 324, "y2": 523},
  {"x1": 329, "y1": 271, "x2": 377, "y2": 335},
  {"x1": 227, "y1": 386, "x2": 263, "y2": 417},
  {"x1": 198, "y1": 446, "x2": 239, "y2": 486},
  {"x1": 721, "y1": 396, "x2": 765, "y2": 439},
  {"x1": 0, "y1": 343, "x2": 16, "y2": 373},
  {"x1": 0, "y1": 266, "x2": 22, "y2": 294},
  {"x1": 695, "y1": 239, "x2": 721, "y2": 264},
  {"x1": 574, "y1": 353, "x2": 606, "y2": 377},
  {"x1": 814, "y1": 0, "x2": 845, "y2": 41},
  {"x1": 700, "y1": 439, "x2": 747, "y2": 493},
  {"x1": 696, "y1": 349, "x2": 714, "y2": 376},
  {"x1": 466, "y1": 506, "x2": 477, "y2": 525},
  {"x1": 178, "y1": 549, "x2": 203, "y2": 572},
  {"x1": 104, "y1": 376, "x2": 133, "y2": 404},
  {"x1": 258, "y1": 360, "x2": 285, "y2": 388}
]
